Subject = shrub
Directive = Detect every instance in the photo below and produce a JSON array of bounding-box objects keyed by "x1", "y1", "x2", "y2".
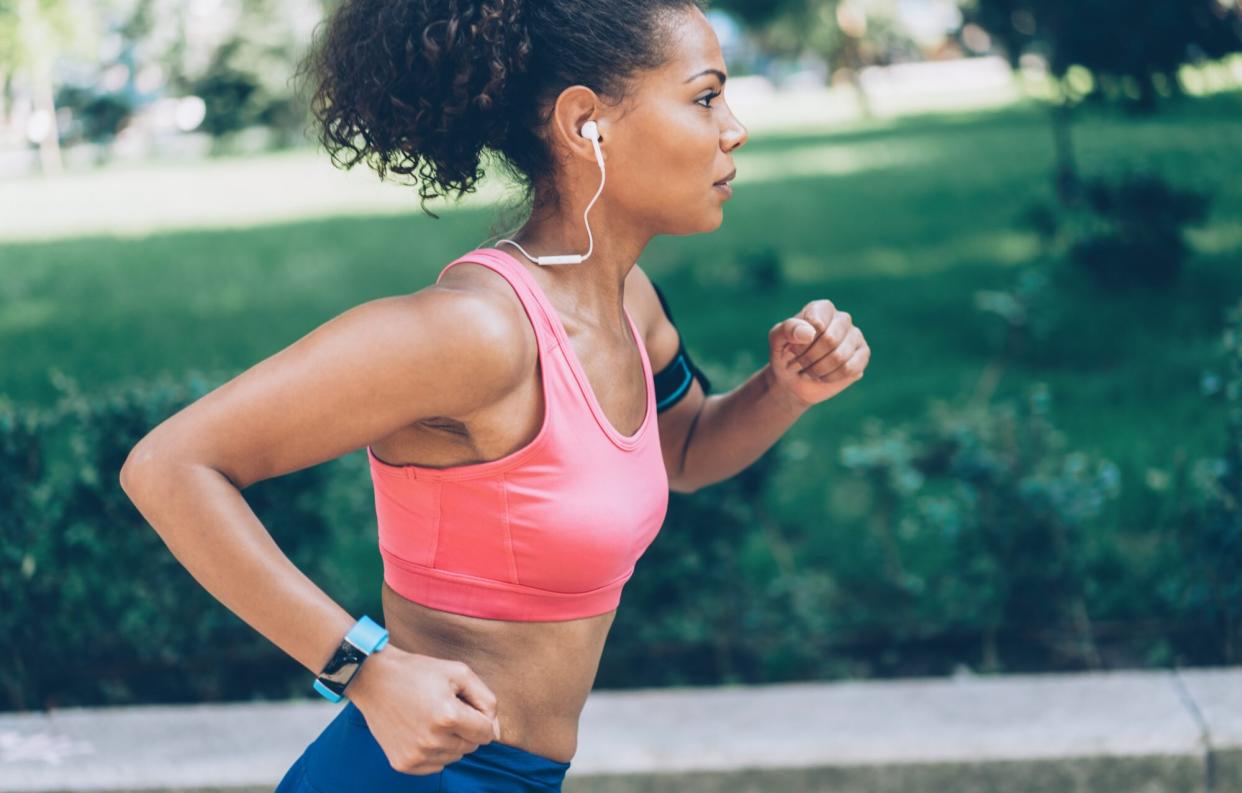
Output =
[
  {"x1": 1156, "y1": 298, "x2": 1242, "y2": 663},
  {"x1": 1021, "y1": 170, "x2": 1212, "y2": 290},
  {"x1": 834, "y1": 383, "x2": 1122, "y2": 672},
  {"x1": 1, "y1": 373, "x2": 338, "y2": 710}
]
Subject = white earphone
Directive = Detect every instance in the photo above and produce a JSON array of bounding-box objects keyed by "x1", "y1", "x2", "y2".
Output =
[{"x1": 497, "y1": 119, "x2": 605, "y2": 266}]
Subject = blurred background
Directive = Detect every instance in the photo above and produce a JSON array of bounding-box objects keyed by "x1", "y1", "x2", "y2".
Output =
[{"x1": 1, "y1": 0, "x2": 1240, "y2": 713}]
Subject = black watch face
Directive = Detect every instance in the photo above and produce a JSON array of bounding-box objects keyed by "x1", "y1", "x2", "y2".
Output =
[
  {"x1": 317, "y1": 639, "x2": 369, "y2": 695},
  {"x1": 323, "y1": 640, "x2": 368, "y2": 674}
]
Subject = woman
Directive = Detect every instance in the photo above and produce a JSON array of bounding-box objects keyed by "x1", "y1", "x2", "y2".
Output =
[{"x1": 119, "y1": 0, "x2": 871, "y2": 790}]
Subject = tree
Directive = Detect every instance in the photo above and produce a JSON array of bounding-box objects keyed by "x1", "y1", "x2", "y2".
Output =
[
  {"x1": 0, "y1": 0, "x2": 105, "y2": 175},
  {"x1": 970, "y1": 0, "x2": 1241, "y2": 108},
  {"x1": 963, "y1": 0, "x2": 1241, "y2": 201}
]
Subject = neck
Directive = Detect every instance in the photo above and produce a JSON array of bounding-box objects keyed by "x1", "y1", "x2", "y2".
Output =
[{"x1": 493, "y1": 196, "x2": 651, "y2": 335}]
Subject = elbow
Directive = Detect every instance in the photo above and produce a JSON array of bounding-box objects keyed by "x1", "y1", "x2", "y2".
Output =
[
  {"x1": 118, "y1": 446, "x2": 148, "y2": 498},
  {"x1": 667, "y1": 471, "x2": 701, "y2": 495},
  {"x1": 119, "y1": 440, "x2": 165, "y2": 501}
]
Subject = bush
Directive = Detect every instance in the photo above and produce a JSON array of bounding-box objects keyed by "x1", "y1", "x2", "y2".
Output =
[
  {"x1": 833, "y1": 383, "x2": 1123, "y2": 673},
  {"x1": 7, "y1": 324, "x2": 1238, "y2": 708},
  {"x1": 1156, "y1": 298, "x2": 1242, "y2": 663},
  {"x1": 0, "y1": 373, "x2": 338, "y2": 710},
  {"x1": 1021, "y1": 170, "x2": 1212, "y2": 290}
]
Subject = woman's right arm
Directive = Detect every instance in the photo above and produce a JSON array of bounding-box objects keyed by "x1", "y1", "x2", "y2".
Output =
[{"x1": 118, "y1": 282, "x2": 532, "y2": 773}]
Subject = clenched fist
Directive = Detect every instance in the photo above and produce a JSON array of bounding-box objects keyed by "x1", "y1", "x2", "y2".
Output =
[
  {"x1": 767, "y1": 298, "x2": 871, "y2": 408},
  {"x1": 346, "y1": 646, "x2": 501, "y2": 776}
]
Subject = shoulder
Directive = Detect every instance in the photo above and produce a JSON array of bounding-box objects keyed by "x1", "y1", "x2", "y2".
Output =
[
  {"x1": 624, "y1": 263, "x2": 680, "y2": 371},
  {"x1": 353, "y1": 263, "x2": 535, "y2": 414}
]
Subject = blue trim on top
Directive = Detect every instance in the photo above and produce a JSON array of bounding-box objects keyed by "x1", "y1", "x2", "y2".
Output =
[{"x1": 656, "y1": 356, "x2": 693, "y2": 411}]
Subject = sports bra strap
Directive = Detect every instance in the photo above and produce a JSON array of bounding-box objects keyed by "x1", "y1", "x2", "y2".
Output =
[{"x1": 436, "y1": 248, "x2": 560, "y2": 353}]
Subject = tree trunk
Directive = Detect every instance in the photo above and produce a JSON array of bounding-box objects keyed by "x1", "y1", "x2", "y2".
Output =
[
  {"x1": 1049, "y1": 79, "x2": 1079, "y2": 206},
  {"x1": 19, "y1": 0, "x2": 64, "y2": 176},
  {"x1": 32, "y1": 58, "x2": 63, "y2": 177}
]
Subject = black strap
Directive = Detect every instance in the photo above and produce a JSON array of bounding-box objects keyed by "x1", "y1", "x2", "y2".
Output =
[{"x1": 650, "y1": 282, "x2": 712, "y2": 412}]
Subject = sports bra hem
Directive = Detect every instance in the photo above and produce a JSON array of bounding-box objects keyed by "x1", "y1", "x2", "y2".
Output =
[
  {"x1": 380, "y1": 547, "x2": 632, "y2": 620},
  {"x1": 379, "y1": 542, "x2": 635, "y2": 596}
]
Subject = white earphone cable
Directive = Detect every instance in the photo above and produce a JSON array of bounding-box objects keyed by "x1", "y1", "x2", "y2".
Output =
[{"x1": 497, "y1": 124, "x2": 605, "y2": 266}]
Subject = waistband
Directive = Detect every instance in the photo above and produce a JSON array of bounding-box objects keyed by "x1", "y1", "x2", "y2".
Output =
[{"x1": 345, "y1": 701, "x2": 571, "y2": 787}]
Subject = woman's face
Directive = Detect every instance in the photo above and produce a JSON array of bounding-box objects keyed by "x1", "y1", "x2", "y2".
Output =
[{"x1": 600, "y1": 7, "x2": 749, "y2": 235}]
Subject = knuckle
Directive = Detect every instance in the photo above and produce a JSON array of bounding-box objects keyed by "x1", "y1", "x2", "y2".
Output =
[
  {"x1": 391, "y1": 754, "x2": 421, "y2": 774},
  {"x1": 432, "y1": 707, "x2": 457, "y2": 729}
]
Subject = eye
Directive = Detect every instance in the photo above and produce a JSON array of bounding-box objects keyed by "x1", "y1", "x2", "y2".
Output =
[{"x1": 696, "y1": 90, "x2": 721, "y2": 110}]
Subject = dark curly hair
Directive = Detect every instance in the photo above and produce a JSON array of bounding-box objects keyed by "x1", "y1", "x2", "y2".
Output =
[{"x1": 294, "y1": 0, "x2": 709, "y2": 222}]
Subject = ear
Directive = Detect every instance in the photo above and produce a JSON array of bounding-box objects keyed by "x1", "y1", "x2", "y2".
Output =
[{"x1": 549, "y1": 85, "x2": 606, "y2": 157}]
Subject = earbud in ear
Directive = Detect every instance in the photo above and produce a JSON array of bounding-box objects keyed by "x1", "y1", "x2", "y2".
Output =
[{"x1": 581, "y1": 120, "x2": 599, "y2": 141}]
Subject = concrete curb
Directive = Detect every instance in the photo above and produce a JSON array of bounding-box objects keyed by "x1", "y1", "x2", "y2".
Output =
[{"x1": 1, "y1": 666, "x2": 1235, "y2": 792}]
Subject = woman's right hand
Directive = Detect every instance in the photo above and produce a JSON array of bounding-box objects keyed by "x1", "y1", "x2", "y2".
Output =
[{"x1": 344, "y1": 645, "x2": 501, "y2": 775}]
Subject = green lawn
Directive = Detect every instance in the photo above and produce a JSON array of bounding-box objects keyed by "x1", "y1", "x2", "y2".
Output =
[{"x1": 3, "y1": 93, "x2": 1239, "y2": 553}]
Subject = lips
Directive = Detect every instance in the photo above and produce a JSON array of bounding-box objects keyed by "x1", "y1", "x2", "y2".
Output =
[{"x1": 713, "y1": 168, "x2": 737, "y2": 186}]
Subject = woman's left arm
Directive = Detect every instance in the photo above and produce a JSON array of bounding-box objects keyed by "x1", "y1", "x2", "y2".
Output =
[{"x1": 675, "y1": 299, "x2": 871, "y2": 493}]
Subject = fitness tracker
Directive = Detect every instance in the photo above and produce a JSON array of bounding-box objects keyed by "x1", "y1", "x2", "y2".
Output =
[{"x1": 313, "y1": 615, "x2": 390, "y2": 702}]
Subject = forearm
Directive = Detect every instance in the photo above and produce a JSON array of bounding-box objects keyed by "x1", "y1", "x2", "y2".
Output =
[
  {"x1": 119, "y1": 456, "x2": 355, "y2": 678},
  {"x1": 677, "y1": 362, "x2": 812, "y2": 492}
]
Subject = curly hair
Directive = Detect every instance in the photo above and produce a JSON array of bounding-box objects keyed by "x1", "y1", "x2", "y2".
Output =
[{"x1": 294, "y1": 0, "x2": 709, "y2": 222}]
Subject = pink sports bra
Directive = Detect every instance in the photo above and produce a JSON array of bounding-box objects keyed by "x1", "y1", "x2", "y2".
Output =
[{"x1": 366, "y1": 247, "x2": 670, "y2": 621}]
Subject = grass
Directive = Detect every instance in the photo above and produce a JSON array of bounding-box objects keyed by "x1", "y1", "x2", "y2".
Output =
[{"x1": 2, "y1": 91, "x2": 1239, "y2": 549}]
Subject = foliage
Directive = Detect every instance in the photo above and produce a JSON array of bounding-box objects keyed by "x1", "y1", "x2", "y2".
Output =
[
  {"x1": 710, "y1": 0, "x2": 808, "y2": 29},
  {"x1": 963, "y1": 0, "x2": 1242, "y2": 109},
  {"x1": 0, "y1": 372, "x2": 337, "y2": 710},
  {"x1": 53, "y1": 84, "x2": 134, "y2": 144},
  {"x1": 6, "y1": 331, "x2": 1242, "y2": 707},
  {"x1": 833, "y1": 383, "x2": 1122, "y2": 672},
  {"x1": 1019, "y1": 170, "x2": 1213, "y2": 290},
  {"x1": 1156, "y1": 298, "x2": 1242, "y2": 663},
  {"x1": 973, "y1": 265, "x2": 1061, "y2": 359}
]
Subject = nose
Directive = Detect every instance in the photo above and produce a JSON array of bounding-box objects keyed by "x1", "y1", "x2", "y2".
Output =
[{"x1": 721, "y1": 105, "x2": 748, "y2": 152}]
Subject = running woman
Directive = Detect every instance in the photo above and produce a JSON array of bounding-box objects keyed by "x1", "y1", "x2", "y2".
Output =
[{"x1": 119, "y1": 1, "x2": 871, "y2": 790}]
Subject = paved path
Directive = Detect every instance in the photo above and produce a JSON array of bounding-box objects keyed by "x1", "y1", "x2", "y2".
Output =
[{"x1": 1, "y1": 666, "x2": 1236, "y2": 792}]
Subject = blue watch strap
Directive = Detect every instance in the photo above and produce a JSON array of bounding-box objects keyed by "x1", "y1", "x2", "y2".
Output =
[
  {"x1": 345, "y1": 615, "x2": 390, "y2": 654},
  {"x1": 313, "y1": 678, "x2": 344, "y2": 702}
]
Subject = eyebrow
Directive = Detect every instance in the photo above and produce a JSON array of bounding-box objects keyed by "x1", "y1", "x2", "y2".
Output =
[{"x1": 684, "y1": 68, "x2": 727, "y2": 85}]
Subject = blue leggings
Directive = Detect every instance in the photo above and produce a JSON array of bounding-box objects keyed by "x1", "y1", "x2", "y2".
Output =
[{"x1": 275, "y1": 700, "x2": 572, "y2": 792}]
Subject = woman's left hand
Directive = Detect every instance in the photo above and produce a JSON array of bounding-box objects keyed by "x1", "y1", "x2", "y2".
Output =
[{"x1": 767, "y1": 299, "x2": 871, "y2": 408}]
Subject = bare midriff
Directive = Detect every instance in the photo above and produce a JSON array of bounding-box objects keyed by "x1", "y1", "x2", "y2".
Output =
[{"x1": 380, "y1": 581, "x2": 616, "y2": 764}]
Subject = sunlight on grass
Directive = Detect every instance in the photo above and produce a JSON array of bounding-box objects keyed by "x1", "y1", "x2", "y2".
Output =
[
  {"x1": 0, "y1": 127, "x2": 934, "y2": 245},
  {"x1": 1187, "y1": 223, "x2": 1242, "y2": 255},
  {"x1": 0, "y1": 300, "x2": 58, "y2": 333},
  {"x1": 782, "y1": 230, "x2": 1040, "y2": 281},
  {"x1": 735, "y1": 138, "x2": 931, "y2": 183}
]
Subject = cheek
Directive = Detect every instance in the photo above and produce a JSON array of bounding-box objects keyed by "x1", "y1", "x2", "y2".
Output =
[{"x1": 610, "y1": 116, "x2": 717, "y2": 208}]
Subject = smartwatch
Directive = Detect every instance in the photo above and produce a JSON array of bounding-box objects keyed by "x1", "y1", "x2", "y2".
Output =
[{"x1": 313, "y1": 615, "x2": 390, "y2": 703}]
